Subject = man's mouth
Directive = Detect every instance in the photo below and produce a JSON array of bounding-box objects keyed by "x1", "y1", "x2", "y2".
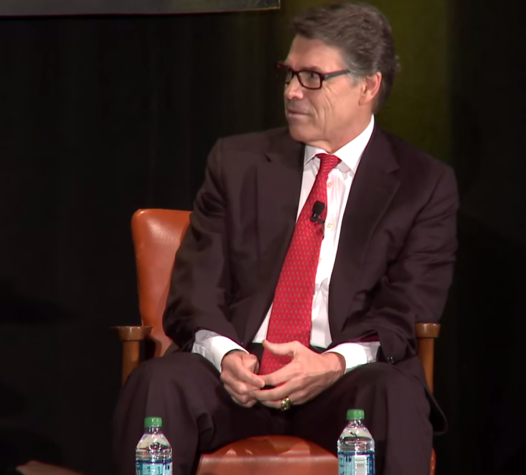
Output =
[{"x1": 286, "y1": 108, "x2": 308, "y2": 115}]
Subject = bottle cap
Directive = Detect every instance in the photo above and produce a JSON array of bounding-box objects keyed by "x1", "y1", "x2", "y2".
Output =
[
  {"x1": 346, "y1": 409, "x2": 365, "y2": 420},
  {"x1": 144, "y1": 417, "x2": 163, "y2": 428}
]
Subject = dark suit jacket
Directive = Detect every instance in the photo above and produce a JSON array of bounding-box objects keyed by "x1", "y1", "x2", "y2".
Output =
[{"x1": 164, "y1": 125, "x2": 458, "y2": 431}]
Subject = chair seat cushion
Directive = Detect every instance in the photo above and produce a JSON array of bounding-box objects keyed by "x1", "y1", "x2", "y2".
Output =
[{"x1": 197, "y1": 435, "x2": 337, "y2": 475}]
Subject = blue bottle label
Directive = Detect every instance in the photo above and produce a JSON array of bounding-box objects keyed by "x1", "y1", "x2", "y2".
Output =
[
  {"x1": 135, "y1": 461, "x2": 164, "y2": 475},
  {"x1": 164, "y1": 458, "x2": 172, "y2": 475},
  {"x1": 338, "y1": 452, "x2": 375, "y2": 475}
]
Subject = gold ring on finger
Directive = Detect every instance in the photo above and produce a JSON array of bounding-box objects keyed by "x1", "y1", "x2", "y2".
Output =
[{"x1": 280, "y1": 397, "x2": 292, "y2": 412}]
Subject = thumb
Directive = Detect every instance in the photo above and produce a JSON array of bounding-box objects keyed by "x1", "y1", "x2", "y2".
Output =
[
  {"x1": 262, "y1": 339, "x2": 297, "y2": 356},
  {"x1": 243, "y1": 354, "x2": 259, "y2": 372}
]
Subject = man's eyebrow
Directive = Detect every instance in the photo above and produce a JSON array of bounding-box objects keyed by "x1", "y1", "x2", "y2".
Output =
[{"x1": 282, "y1": 62, "x2": 325, "y2": 73}]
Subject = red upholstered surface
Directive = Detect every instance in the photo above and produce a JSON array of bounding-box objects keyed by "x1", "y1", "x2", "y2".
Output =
[{"x1": 197, "y1": 435, "x2": 337, "y2": 475}]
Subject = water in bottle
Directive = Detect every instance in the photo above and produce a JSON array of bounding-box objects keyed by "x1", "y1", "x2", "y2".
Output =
[
  {"x1": 135, "y1": 416, "x2": 173, "y2": 475},
  {"x1": 337, "y1": 409, "x2": 375, "y2": 475}
]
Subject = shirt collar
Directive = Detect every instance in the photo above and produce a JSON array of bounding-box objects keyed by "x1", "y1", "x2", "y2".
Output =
[{"x1": 304, "y1": 115, "x2": 375, "y2": 175}]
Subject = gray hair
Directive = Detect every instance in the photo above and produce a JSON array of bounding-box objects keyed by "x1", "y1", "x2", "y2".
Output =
[{"x1": 291, "y1": 2, "x2": 400, "y2": 111}]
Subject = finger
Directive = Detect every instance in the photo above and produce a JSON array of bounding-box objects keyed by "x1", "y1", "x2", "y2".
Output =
[
  {"x1": 225, "y1": 386, "x2": 257, "y2": 407},
  {"x1": 258, "y1": 393, "x2": 301, "y2": 410},
  {"x1": 284, "y1": 389, "x2": 307, "y2": 405},
  {"x1": 258, "y1": 387, "x2": 307, "y2": 409},
  {"x1": 223, "y1": 357, "x2": 265, "y2": 388},
  {"x1": 232, "y1": 380, "x2": 261, "y2": 396},
  {"x1": 234, "y1": 362, "x2": 266, "y2": 388},
  {"x1": 235, "y1": 368, "x2": 265, "y2": 389},
  {"x1": 261, "y1": 340, "x2": 299, "y2": 357},
  {"x1": 234, "y1": 396, "x2": 257, "y2": 408},
  {"x1": 231, "y1": 395, "x2": 256, "y2": 408},
  {"x1": 260, "y1": 373, "x2": 285, "y2": 389},
  {"x1": 240, "y1": 354, "x2": 261, "y2": 377},
  {"x1": 221, "y1": 372, "x2": 261, "y2": 395},
  {"x1": 260, "y1": 364, "x2": 297, "y2": 388},
  {"x1": 259, "y1": 399, "x2": 283, "y2": 410},
  {"x1": 252, "y1": 383, "x2": 293, "y2": 402},
  {"x1": 243, "y1": 356, "x2": 259, "y2": 374}
]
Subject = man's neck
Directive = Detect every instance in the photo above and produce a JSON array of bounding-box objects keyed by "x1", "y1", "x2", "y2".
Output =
[{"x1": 307, "y1": 115, "x2": 374, "y2": 153}]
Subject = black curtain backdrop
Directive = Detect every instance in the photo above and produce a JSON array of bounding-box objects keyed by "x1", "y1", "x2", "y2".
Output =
[
  {"x1": 0, "y1": 1, "x2": 524, "y2": 475},
  {"x1": 448, "y1": 0, "x2": 526, "y2": 473}
]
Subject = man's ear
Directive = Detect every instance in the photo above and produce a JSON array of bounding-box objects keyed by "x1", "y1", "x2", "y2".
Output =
[{"x1": 359, "y1": 72, "x2": 382, "y2": 107}]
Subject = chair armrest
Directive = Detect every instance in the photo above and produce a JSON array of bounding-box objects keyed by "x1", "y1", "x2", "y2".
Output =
[
  {"x1": 112, "y1": 325, "x2": 153, "y2": 341},
  {"x1": 112, "y1": 326, "x2": 153, "y2": 386},
  {"x1": 415, "y1": 323, "x2": 440, "y2": 338}
]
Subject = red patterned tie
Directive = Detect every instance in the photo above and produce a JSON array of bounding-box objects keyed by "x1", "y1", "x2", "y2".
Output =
[{"x1": 259, "y1": 153, "x2": 341, "y2": 375}]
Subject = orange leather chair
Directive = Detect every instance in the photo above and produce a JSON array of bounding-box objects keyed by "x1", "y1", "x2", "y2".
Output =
[{"x1": 115, "y1": 208, "x2": 440, "y2": 475}]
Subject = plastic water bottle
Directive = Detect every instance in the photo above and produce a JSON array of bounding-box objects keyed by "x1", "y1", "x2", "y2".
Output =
[
  {"x1": 337, "y1": 409, "x2": 375, "y2": 475},
  {"x1": 135, "y1": 416, "x2": 173, "y2": 475}
]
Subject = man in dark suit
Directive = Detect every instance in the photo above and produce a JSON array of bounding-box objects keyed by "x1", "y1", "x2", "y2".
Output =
[{"x1": 114, "y1": 2, "x2": 458, "y2": 475}]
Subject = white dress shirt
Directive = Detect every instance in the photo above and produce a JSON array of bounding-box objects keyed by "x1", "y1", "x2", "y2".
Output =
[{"x1": 193, "y1": 116, "x2": 380, "y2": 372}]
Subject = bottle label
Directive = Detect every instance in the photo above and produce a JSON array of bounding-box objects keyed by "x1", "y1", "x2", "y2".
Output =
[
  {"x1": 338, "y1": 452, "x2": 375, "y2": 475},
  {"x1": 135, "y1": 461, "x2": 164, "y2": 475}
]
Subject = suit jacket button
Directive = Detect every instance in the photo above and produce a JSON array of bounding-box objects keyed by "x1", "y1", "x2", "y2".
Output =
[{"x1": 386, "y1": 356, "x2": 395, "y2": 364}]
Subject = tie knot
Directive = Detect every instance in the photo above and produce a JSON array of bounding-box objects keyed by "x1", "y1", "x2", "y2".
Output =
[{"x1": 315, "y1": 153, "x2": 341, "y2": 174}]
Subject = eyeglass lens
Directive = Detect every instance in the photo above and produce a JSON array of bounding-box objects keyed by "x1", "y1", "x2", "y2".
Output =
[{"x1": 277, "y1": 65, "x2": 322, "y2": 89}]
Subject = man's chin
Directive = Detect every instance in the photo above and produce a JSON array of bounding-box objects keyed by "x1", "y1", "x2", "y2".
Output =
[{"x1": 287, "y1": 124, "x2": 312, "y2": 144}]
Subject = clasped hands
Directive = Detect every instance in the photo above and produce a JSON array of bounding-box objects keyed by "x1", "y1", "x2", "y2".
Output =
[{"x1": 220, "y1": 340, "x2": 346, "y2": 409}]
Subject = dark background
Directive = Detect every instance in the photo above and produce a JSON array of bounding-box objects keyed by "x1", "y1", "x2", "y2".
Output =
[{"x1": 1, "y1": 1, "x2": 525, "y2": 474}]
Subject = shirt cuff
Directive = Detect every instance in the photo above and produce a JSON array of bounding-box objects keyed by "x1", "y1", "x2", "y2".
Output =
[
  {"x1": 192, "y1": 329, "x2": 248, "y2": 372},
  {"x1": 324, "y1": 342, "x2": 380, "y2": 373}
]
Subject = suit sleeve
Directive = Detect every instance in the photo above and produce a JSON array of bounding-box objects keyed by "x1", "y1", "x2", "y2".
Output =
[
  {"x1": 332, "y1": 165, "x2": 459, "y2": 363},
  {"x1": 163, "y1": 139, "x2": 242, "y2": 351}
]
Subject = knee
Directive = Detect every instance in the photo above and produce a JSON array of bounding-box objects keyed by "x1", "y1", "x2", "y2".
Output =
[
  {"x1": 128, "y1": 352, "x2": 212, "y2": 387},
  {"x1": 371, "y1": 364, "x2": 410, "y2": 391},
  {"x1": 351, "y1": 363, "x2": 422, "y2": 401}
]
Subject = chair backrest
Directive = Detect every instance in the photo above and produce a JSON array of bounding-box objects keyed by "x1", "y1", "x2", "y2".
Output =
[{"x1": 131, "y1": 209, "x2": 190, "y2": 357}]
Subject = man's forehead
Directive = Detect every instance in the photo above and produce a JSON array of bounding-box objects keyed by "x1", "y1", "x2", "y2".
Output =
[{"x1": 286, "y1": 36, "x2": 346, "y2": 69}]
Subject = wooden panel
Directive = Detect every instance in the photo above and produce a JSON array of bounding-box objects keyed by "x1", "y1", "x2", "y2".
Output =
[{"x1": 0, "y1": 0, "x2": 280, "y2": 16}]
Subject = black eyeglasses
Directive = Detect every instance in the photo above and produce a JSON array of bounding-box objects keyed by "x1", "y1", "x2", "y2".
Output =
[{"x1": 275, "y1": 61, "x2": 351, "y2": 90}]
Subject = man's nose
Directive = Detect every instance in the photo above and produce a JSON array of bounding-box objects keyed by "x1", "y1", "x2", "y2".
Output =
[{"x1": 284, "y1": 75, "x2": 304, "y2": 100}]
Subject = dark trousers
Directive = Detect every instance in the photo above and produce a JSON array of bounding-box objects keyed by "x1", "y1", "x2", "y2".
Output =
[{"x1": 113, "y1": 352, "x2": 432, "y2": 475}]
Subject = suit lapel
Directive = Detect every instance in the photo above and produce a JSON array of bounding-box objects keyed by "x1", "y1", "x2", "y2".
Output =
[
  {"x1": 243, "y1": 130, "x2": 304, "y2": 343},
  {"x1": 255, "y1": 145, "x2": 304, "y2": 263},
  {"x1": 329, "y1": 127, "x2": 400, "y2": 335}
]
